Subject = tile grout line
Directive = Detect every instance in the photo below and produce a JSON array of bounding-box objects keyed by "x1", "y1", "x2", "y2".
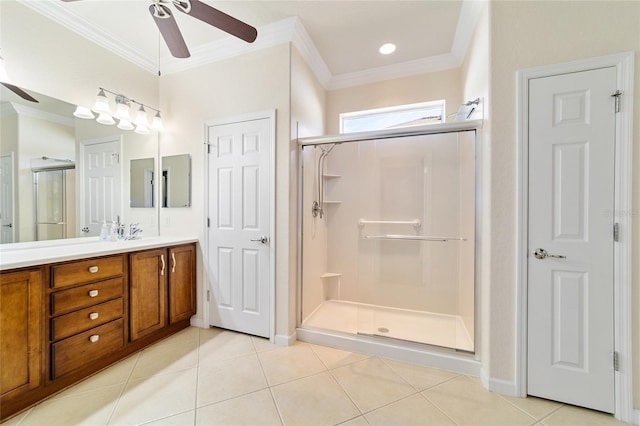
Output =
[
  {"x1": 494, "y1": 391, "x2": 564, "y2": 424},
  {"x1": 105, "y1": 351, "x2": 142, "y2": 426},
  {"x1": 192, "y1": 327, "x2": 203, "y2": 425},
  {"x1": 252, "y1": 335, "x2": 285, "y2": 426},
  {"x1": 420, "y1": 391, "x2": 462, "y2": 426}
]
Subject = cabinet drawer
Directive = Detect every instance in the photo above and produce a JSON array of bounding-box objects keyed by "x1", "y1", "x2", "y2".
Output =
[
  {"x1": 51, "y1": 278, "x2": 123, "y2": 316},
  {"x1": 51, "y1": 319, "x2": 124, "y2": 379},
  {"x1": 52, "y1": 256, "x2": 124, "y2": 289},
  {"x1": 51, "y1": 298, "x2": 124, "y2": 341}
]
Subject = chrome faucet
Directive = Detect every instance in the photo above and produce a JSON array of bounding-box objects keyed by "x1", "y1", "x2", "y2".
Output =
[{"x1": 126, "y1": 223, "x2": 142, "y2": 240}]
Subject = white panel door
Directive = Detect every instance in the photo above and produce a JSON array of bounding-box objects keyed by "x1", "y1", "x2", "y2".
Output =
[
  {"x1": 80, "y1": 139, "x2": 122, "y2": 236},
  {"x1": 207, "y1": 117, "x2": 272, "y2": 337},
  {"x1": 0, "y1": 153, "x2": 15, "y2": 243},
  {"x1": 528, "y1": 67, "x2": 616, "y2": 412}
]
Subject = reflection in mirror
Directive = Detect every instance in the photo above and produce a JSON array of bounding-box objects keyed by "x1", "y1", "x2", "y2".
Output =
[
  {"x1": 161, "y1": 154, "x2": 190, "y2": 208},
  {"x1": 130, "y1": 158, "x2": 154, "y2": 208},
  {"x1": 0, "y1": 84, "x2": 159, "y2": 243}
]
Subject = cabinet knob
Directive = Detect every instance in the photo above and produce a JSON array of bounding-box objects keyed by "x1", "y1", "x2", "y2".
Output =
[
  {"x1": 89, "y1": 266, "x2": 99, "y2": 273},
  {"x1": 88, "y1": 290, "x2": 99, "y2": 297},
  {"x1": 89, "y1": 335, "x2": 100, "y2": 343},
  {"x1": 89, "y1": 312, "x2": 99, "y2": 320}
]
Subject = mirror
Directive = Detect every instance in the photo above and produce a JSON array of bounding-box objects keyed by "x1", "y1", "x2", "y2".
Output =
[
  {"x1": 0, "y1": 85, "x2": 160, "y2": 243},
  {"x1": 161, "y1": 154, "x2": 191, "y2": 208},
  {"x1": 130, "y1": 158, "x2": 155, "y2": 208}
]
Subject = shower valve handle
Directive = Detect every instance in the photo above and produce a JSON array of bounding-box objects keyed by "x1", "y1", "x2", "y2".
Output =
[{"x1": 250, "y1": 236, "x2": 269, "y2": 244}]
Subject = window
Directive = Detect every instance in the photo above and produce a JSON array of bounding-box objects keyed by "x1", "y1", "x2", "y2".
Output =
[{"x1": 339, "y1": 100, "x2": 445, "y2": 134}]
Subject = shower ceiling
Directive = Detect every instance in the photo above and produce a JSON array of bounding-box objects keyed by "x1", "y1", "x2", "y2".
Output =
[{"x1": 21, "y1": 1, "x2": 472, "y2": 83}]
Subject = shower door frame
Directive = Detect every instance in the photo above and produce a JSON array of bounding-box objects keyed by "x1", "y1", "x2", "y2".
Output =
[
  {"x1": 32, "y1": 164, "x2": 75, "y2": 241},
  {"x1": 296, "y1": 120, "x2": 482, "y2": 358}
]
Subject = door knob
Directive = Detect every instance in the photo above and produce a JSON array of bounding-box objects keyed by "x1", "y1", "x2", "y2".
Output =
[
  {"x1": 533, "y1": 248, "x2": 566, "y2": 260},
  {"x1": 250, "y1": 236, "x2": 269, "y2": 244}
]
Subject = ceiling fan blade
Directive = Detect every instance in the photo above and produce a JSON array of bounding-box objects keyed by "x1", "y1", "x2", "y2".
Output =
[
  {"x1": 1, "y1": 82, "x2": 39, "y2": 103},
  {"x1": 175, "y1": 0, "x2": 257, "y2": 43},
  {"x1": 149, "y1": 4, "x2": 190, "y2": 58}
]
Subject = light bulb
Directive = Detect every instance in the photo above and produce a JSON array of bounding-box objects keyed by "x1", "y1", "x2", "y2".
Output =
[
  {"x1": 379, "y1": 43, "x2": 396, "y2": 55},
  {"x1": 96, "y1": 112, "x2": 115, "y2": 125},
  {"x1": 118, "y1": 119, "x2": 134, "y2": 130},
  {"x1": 92, "y1": 89, "x2": 111, "y2": 114},
  {"x1": 73, "y1": 106, "x2": 95, "y2": 119},
  {"x1": 150, "y1": 111, "x2": 164, "y2": 131},
  {"x1": 135, "y1": 105, "x2": 148, "y2": 126}
]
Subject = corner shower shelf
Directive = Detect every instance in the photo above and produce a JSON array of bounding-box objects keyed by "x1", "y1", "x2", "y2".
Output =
[{"x1": 320, "y1": 272, "x2": 342, "y2": 300}]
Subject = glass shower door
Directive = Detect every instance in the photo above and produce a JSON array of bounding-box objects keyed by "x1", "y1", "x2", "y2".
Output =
[{"x1": 34, "y1": 169, "x2": 66, "y2": 241}]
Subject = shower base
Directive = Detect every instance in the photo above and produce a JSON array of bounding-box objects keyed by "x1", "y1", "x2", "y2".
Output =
[{"x1": 302, "y1": 300, "x2": 473, "y2": 352}]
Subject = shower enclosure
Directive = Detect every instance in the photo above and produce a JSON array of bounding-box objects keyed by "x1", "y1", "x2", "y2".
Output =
[
  {"x1": 33, "y1": 163, "x2": 75, "y2": 241},
  {"x1": 298, "y1": 123, "x2": 477, "y2": 353}
]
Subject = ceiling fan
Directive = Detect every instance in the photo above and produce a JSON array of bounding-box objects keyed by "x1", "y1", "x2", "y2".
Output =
[{"x1": 61, "y1": 0, "x2": 258, "y2": 59}]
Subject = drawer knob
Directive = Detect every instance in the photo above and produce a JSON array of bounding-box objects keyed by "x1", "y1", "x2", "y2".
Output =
[
  {"x1": 89, "y1": 335, "x2": 100, "y2": 343},
  {"x1": 88, "y1": 290, "x2": 99, "y2": 297},
  {"x1": 89, "y1": 266, "x2": 99, "y2": 273},
  {"x1": 89, "y1": 312, "x2": 99, "y2": 320}
]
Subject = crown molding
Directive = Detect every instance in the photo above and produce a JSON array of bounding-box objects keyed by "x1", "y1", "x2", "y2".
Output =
[
  {"x1": 20, "y1": 0, "x2": 483, "y2": 90},
  {"x1": 18, "y1": 0, "x2": 158, "y2": 74},
  {"x1": 11, "y1": 102, "x2": 75, "y2": 127},
  {"x1": 161, "y1": 17, "x2": 298, "y2": 75}
]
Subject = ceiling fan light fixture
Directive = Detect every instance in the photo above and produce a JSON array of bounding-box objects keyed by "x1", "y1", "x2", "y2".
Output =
[
  {"x1": 96, "y1": 112, "x2": 115, "y2": 125},
  {"x1": 379, "y1": 43, "x2": 396, "y2": 55},
  {"x1": 150, "y1": 111, "x2": 164, "y2": 131},
  {"x1": 73, "y1": 106, "x2": 95, "y2": 120},
  {"x1": 93, "y1": 89, "x2": 111, "y2": 114}
]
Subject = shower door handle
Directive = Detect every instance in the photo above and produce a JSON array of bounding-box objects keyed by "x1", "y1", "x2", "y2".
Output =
[{"x1": 250, "y1": 236, "x2": 269, "y2": 244}]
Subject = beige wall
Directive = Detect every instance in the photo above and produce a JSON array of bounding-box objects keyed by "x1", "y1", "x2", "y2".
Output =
[
  {"x1": 487, "y1": 0, "x2": 640, "y2": 407},
  {"x1": 158, "y1": 45, "x2": 292, "y2": 337},
  {"x1": 325, "y1": 69, "x2": 463, "y2": 134}
]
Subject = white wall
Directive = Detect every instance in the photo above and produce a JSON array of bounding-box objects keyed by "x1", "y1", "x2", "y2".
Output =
[{"x1": 486, "y1": 1, "x2": 640, "y2": 408}]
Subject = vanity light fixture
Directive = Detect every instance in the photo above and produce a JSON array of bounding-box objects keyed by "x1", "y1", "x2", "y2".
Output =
[{"x1": 76, "y1": 87, "x2": 163, "y2": 133}]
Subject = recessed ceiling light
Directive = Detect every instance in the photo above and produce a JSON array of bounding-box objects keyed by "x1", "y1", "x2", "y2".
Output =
[{"x1": 379, "y1": 43, "x2": 396, "y2": 55}]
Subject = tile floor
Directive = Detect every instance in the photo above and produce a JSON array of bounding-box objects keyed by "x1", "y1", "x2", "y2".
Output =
[{"x1": 4, "y1": 327, "x2": 630, "y2": 426}]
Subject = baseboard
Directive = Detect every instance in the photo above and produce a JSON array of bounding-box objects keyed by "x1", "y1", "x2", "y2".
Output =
[
  {"x1": 274, "y1": 331, "x2": 297, "y2": 346},
  {"x1": 190, "y1": 317, "x2": 205, "y2": 328},
  {"x1": 480, "y1": 367, "x2": 518, "y2": 396}
]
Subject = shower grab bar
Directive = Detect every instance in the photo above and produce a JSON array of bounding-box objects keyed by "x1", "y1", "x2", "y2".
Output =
[
  {"x1": 358, "y1": 219, "x2": 422, "y2": 228},
  {"x1": 364, "y1": 234, "x2": 466, "y2": 242}
]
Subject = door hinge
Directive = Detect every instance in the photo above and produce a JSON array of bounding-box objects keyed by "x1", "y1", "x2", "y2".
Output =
[
  {"x1": 611, "y1": 90, "x2": 622, "y2": 113},
  {"x1": 207, "y1": 217, "x2": 210, "y2": 228},
  {"x1": 613, "y1": 222, "x2": 620, "y2": 242},
  {"x1": 613, "y1": 351, "x2": 620, "y2": 371},
  {"x1": 207, "y1": 290, "x2": 210, "y2": 302}
]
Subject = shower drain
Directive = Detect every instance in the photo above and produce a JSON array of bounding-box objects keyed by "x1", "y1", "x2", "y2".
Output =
[{"x1": 377, "y1": 327, "x2": 389, "y2": 333}]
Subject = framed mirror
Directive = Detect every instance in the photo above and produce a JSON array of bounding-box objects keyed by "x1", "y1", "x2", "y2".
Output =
[
  {"x1": 130, "y1": 158, "x2": 155, "y2": 208},
  {"x1": 161, "y1": 154, "x2": 190, "y2": 208}
]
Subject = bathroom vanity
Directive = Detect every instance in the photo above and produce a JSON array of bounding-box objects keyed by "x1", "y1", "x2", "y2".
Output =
[{"x1": 0, "y1": 237, "x2": 197, "y2": 421}]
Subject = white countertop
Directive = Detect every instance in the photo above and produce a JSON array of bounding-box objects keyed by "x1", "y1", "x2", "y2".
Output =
[{"x1": 0, "y1": 236, "x2": 199, "y2": 271}]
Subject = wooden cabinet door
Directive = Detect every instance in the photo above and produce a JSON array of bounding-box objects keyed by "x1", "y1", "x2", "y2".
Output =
[
  {"x1": 0, "y1": 269, "x2": 42, "y2": 399},
  {"x1": 129, "y1": 249, "x2": 167, "y2": 341},
  {"x1": 169, "y1": 244, "x2": 196, "y2": 324}
]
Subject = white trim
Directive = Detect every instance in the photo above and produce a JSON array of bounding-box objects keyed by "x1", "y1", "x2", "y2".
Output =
[
  {"x1": 275, "y1": 332, "x2": 297, "y2": 347},
  {"x1": 10, "y1": 103, "x2": 74, "y2": 127},
  {"x1": 203, "y1": 110, "x2": 277, "y2": 343},
  {"x1": 22, "y1": 0, "x2": 483, "y2": 90},
  {"x1": 297, "y1": 328, "x2": 481, "y2": 376},
  {"x1": 516, "y1": 52, "x2": 634, "y2": 423}
]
